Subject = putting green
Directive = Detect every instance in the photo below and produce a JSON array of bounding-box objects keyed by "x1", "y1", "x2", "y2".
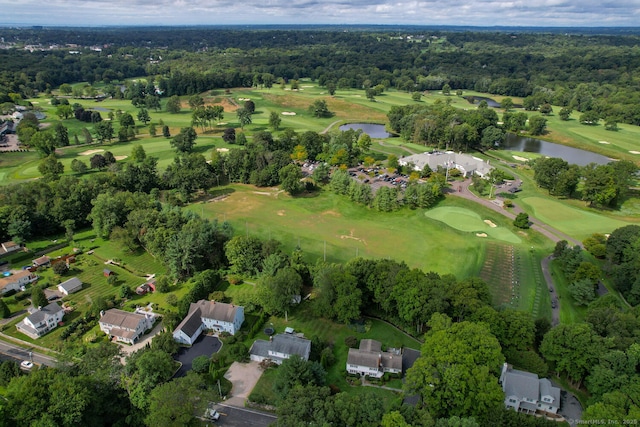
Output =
[
  {"x1": 424, "y1": 207, "x2": 521, "y2": 244},
  {"x1": 521, "y1": 197, "x2": 631, "y2": 239}
]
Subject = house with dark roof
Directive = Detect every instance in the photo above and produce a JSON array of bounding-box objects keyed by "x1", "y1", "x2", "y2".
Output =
[
  {"x1": 346, "y1": 339, "x2": 403, "y2": 378},
  {"x1": 249, "y1": 333, "x2": 312, "y2": 365},
  {"x1": 57, "y1": 277, "x2": 82, "y2": 296},
  {"x1": 16, "y1": 302, "x2": 64, "y2": 339},
  {"x1": 173, "y1": 300, "x2": 244, "y2": 345},
  {"x1": 99, "y1": 308, "x2": 155, "y2": 344},
  {"x1": 0, "y1": 270, "x2": 37, "y2": 294},
  {"x1": 499, "y1": 363, "x2": 561, "y2": 415}
]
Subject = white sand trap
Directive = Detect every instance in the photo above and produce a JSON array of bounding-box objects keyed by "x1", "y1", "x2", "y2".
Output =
[
  {"x1": 79, "y1": 149, "x2": 104, "y2": 156},
  {"x1": 512, "y1": 155, "x2": 528, "y2": 162},
  {"x1": 238, "y1": 98, "x2": 251, "y2": 101},
  {"x1": 630, "y1": 151, "x2": 640, "y2": 154},
  {"x1": 277, "y1": 210, "x2": 285, "y2": 216},
  {"x1": 281, "y1": 112, "x2": 296, "y2": 116},
  {"x1": 598, "y1": 141, "x2": 611, "y2": 144},
  {"x1": 217, "y1": 122, "x2": 227, "y2": 126},
  {"x1": 301, "y1": 85, "x2": 313, "y2": 88},
  {"x1": 114, "y1": 155, "x2": 127, "y2": 161},
  {"x1": 484, "y1": 220, "x2": 497, "y2": 228},
  {"x1": 476, "y1": 233, "x2": 488, "y2": 238},
  {"x1": 216, "y1": 148, "x2": 229, "y2": 152}
]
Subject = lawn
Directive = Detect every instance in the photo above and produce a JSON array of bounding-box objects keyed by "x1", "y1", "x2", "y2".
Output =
[
  {"x1": 549, "y1": 260, "x2": 586, "y2": 324},
  {"x1": 188, "y1": 184, "x2": 494, "y2": 278},
  {"x1": 424, "y1": 206, "x2": 522, "y2": 244}
]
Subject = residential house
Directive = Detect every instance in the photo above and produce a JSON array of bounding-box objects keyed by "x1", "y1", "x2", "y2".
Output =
[
  {"x1": 399, "y1": 151, "x2": 493, "y2": 178},
  {"x1": 250, "y1": 333, "x2": 312, "y2": 365},
  {"x1": 32, "y1": 255, "x2": 51, "y2": 268},
  {"x1": 57, "y1": 277, "x2": 82, "y2": 296},
  {"x1": 346, "y1": 339, "x2": 403, "y2": 378},
  {"x1": 16, "y1": 302, "x2": 64, "y2": 339},
  {"x1": 0, "y1": 240, "x2": 20, "y2": 255},
  {"x1": 499, "y1": 363, "x2": 561, "y2": 415},
  {"x1": 99, "y1": 308, "x2": 154, "y2": 344},
  {"x1": 0, "y1": 270, "x2": 37, "y2": 294},
  {"x1": 173, "y1": 300, "x2": 244, "y2": 345}
]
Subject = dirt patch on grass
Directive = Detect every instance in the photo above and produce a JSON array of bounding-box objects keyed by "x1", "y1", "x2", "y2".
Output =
[
  {"x1": 512, "y1": 155, "x2": 528, "y2": 162},
  {"x1": 339, "y1": 229, "x2": 367, "y2": 245},
  {"x1": 277, "y1": 210, "x2": 285, "y2": 216},
  {"x1": 114, "y1": 155, "x2": 127, "y2": 161},
  {"x1": 476, "y1": 233, "x2": 488, "y2": 237},
  {"x1": 484, "y1": 219, "x2": 497, "y2": 228},
  {"x1": 322, "y1": 210, "x2": 342, "y2": 217},
  {"x1": 79, "y1": 149, "x2": 104, "y2": 156}
]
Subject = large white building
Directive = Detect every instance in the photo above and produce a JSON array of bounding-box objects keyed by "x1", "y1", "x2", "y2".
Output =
[
  {"x1": 173, "y1": 300, "x2": 245, "y2": 345},
  {"x1": 399, "y1": 151, "x2": 493, "y2": 178},
  {"x1": 16, "y1": 302, "x2": 64, "y2": 339}
]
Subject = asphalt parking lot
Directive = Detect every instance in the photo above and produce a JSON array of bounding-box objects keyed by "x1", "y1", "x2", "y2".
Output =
[{"x1": 174, "y1": 335, "x2": 222, "y2": 377}]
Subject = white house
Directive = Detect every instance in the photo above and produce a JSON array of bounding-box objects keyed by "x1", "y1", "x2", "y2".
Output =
[
  {"x1": 346, "y1": 339, "x2": 403, "y2": 378},
  {"x1": 173, "y1": 300, "x2": 244, "y2": 345},
  {"x1": 57, "y1": 277, "x2": 82, "y2": 296},
  {"x1": 16, "y1": 302, "x2": 64, "y2": 339},
  {"x1": 499, "y1": 363, "x2": 561, "y2": 415},
  {"x1": 250, "y1": 333, "x2": 312, "y2": 365},
  {"x1": 399, "y1": 151, "x2": 493, "y2": 178},
  {"x1": 99, "y1": 309, "x2": 155, "y2": 344},
  {"x1": 0, "y1": 270, "x2": 37, "y2": 294}
]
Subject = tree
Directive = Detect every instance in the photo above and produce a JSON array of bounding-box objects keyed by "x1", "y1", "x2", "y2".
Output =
[
  {"x1": 274, "y1": 355, "x2": 326, "y2": 398},
  {"x1": 528, "y1": 115, "x2": 547, "y2": 135},
  {"x1": 162, "y1": 125, "x2": 170, "y2": 138},
  {"x1": 222, "y1": 127, "x2": 235, "y2": 144},
  {"x1": 0, "y1": 299, "x2": 10, "y2": 318},
  {"x1": 31, "y1": 285, "x2": 47, "y2": 308},
  {"x1": 513, "y1": 212, "x2": 530, "y2": 229},
  {"x1": 568, "y1": 279, "x2": 597, "y2": 306},
  {"x1": 131, "y1": 144, "x2": 146, "y2": 163},
  {"x1": 52, "y1": 261, "x2": 69, "y2": 275},
  {"x1": 326, "y1": 81, "x2": 337, "y2": 96},
  {"x1": 145, "y1": 372, "x2": 213, "y2": 427},
  {"x1": 137, "y1": 108, "x2": 151, "y2": 125},
  {"x1": 539, "y1": 103, "x2": 553, "y2": 115},
  {"x1": 269, "y1": 111, "x2": 282, "y2": 131},
  {"x1": 38, "y1": 154, "x2": 64, "y2": 181},
  {"x1": 580, "y1": 110, "x2": 600, "y2": 125},
  {"x1": 540, "y1": 323, "x2": 608, "y2": 386},
  {"x1": 309, "y1": 99, "x2": 331, "y2": 118},
  {"x1": 119, "y1": 112, "x2": 135, "y2": 128},
  {"x1": 558, "y1": 107, "x2": 573, "y2": 120},
  {"x1": 605, "y1": 118, "x2": 619, "y2": 131},
  {"x1": 90, "y1": 154, "x2": 107, "y2": 169},
  {"x1": 442, "y1": 84, "x2": 451, "y2": 95},
  {"x1": 279, "y1": 164, "x2": 304, "y2": 195},
  {"x1": 405, "y1": 320, "x2": 504, "y2": 423},
  {"x1": 52, "y1": 122, "x2": 69, "y2": 147},
  {"x1": 188, "y1": 94, "x2": 204, "y2": 110},
  {"x1": 94, "y1": 121, "x2": 113, "y2": 143},
  {"x1": 70, "y1": 159, "x2": 87, "y2": 174},
  {"x1": 59, "y1": 83, "x2": 72, "y2": 95},
  {"x1": 165, "y1": 95, "x2": 182, "y2": 114},
  {"x1": 225, "y1": 235, "x2": 264, "y2": 276},
  {"x1": 501, "y1": 97, "x2": 514, "y2": 110},
  {"x1": 236, "y1": 108, "x2": 252, "y2": 129},
  {"x1": 412, "y1": 92, "x2": 422, "y2": 102},
  {"x1": 170, "y1": 127, "x2": 198, "y2": 153},
  {"x1": 30, "y1": 131, "x2": 57, "y2": 156},
  {"x1": 244, "y1": 100, "x2": 255, "y2": 114},
  {"x1": 191, "y1": 355, "x2": 210, "y2": 374},
  {"x1": 258, "y1": 267, "x2": 303, "y2": 315}
]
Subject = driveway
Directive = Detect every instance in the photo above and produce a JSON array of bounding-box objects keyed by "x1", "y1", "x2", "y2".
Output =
[
  {"x1": 223, "y1": 361, "x2": 264, "y2": 407},
  {"x1": 173, "y1": 335, "x2": 222, "y2": 377}
]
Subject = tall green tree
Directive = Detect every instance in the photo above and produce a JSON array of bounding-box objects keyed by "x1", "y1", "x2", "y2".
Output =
[
  {"x1": 38, "y1": 154, "x2": 64, "y2": 181},
  {"x1": 170, "y1": 127, "x2": 197, "y2": 153}
]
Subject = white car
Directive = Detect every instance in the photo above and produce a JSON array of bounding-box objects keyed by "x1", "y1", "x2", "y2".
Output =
[
  {"x1": 20, "y1": 360, "x2": 34, "y2": 369},
  {"x1": 205, "y1": 408, "x2": 220, "y2": 421}
]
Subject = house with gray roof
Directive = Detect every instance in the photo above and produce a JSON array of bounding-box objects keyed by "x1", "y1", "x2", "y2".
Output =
[
  {"x1": 173, "y1": 300, "x2": 245, "y2": 345},
  {"x1": 99, "y1": 308, "x2": 154, "y2": 345},
  {"x1": 57, "y1": 277, "x2": 82, "y2": 296},
  {"x1": 399, "y1": 151, "x2": 493, "y2": 178},
  {"x1": 250, "y1": 333, "x2": 311, "y2": 365},
  {"x1": 499, "y1": 363, "x2": 561, "y2": 415},
  {"x1": 16, "y1": 302, "x2": 64, "y2": 339},
  {"x1": 346, "y1": 338, "x2": 403, "y2": 378}
]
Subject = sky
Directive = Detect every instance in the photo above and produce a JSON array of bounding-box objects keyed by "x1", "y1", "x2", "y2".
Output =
[{"x1": 1, "y1": 0, "x2": 640, "y2": 27}]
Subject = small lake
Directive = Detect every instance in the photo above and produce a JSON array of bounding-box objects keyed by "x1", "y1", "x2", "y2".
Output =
[
  {"x1": 339, "y1": 123, "x2": 394, "y2": 138},
  {"x1": 502, "y1": 133, "x2": 611, "y2": 166},
  {"x1": 464, "y1": 96, "x2": 523, "y2": 109}
]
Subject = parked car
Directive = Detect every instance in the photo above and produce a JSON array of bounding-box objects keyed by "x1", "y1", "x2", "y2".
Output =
[
  {"x1": 20, "y1": 360, "x2": 33, "y2": 369},
  {"x1": 205, "y1": 408, "x2": 220, "y2": 421}
]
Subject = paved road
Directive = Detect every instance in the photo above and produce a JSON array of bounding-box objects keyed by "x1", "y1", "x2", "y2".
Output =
[
  {"x1": 210, "y1": 403, "x2": 277, "y2": 427},
  {"x1": 0, "y1": 333, "x2": 58, "y2": 367},
  {"x1": 541, "y1": 256, "x2": 561, "y2": 326}
]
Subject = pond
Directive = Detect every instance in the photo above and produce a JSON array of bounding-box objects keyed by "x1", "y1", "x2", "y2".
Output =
[
  {"x1": 464, "y1": 96, "x2": 522, "y2": 109},
  {"x1": 502, "y1": 133, "x2": 611, "y2": 166},
  {"x1": 339, "y1": 123, "x2": 394, "y2": 138}
]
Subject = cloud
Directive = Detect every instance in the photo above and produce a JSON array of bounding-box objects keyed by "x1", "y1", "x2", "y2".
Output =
[{"x1": 1, "y1": 0, "x2": 639, "y2": 26}]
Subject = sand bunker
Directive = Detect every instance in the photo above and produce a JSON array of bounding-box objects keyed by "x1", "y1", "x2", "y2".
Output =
[
  {"x1": 598, "y1": 141, "x2": 611, "y2": 144},
  {"x1": 238, "y1": 97, "x2": 251, "y2": 101},
  {"x1": 476, "y1": 233, "x2": 488, "y2": 237},
  {"x1": 114, "y1": 155, "x2": 127, "y2": 161},
  {"x1": 80, "y1": 149, "x2": 104, "y2": 156},
  {"x1": 512, "y1": 155, "x2": 528, "y2": 162},
  {"x1": 217, "y1": 148, "x2": 230, "y2": 152},
  {"x1": 281, "y1": 112, "x2": 296, "y2": 116},
  {"x1": 277, "y1": 210, "x2": 285, "y2": 216},
  {"x1": 217, "y1": 122, "x2": 227, "y2": 126},
  {"x1": 630, "y1": 151, "x2": 640, "y2": 154},
  {"x1": 484, "y1": 220, "x2": 497, "y2": 228}
]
